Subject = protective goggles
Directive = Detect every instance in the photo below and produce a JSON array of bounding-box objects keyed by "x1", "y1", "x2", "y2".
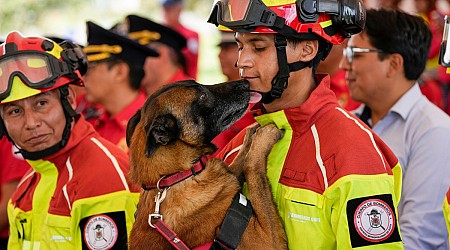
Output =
[
  {"x1": 343, "y1": 47, "x2": 385, "y2": 64},
  {"x1": 207, "y1": 0, "x2": 284, "y2": 32},
  {"x1": 0, "y1": 51, "x2": 72, "y2": 101}
]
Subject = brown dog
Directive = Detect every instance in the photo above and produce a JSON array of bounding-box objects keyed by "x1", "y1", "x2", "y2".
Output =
[{"x1": 126, "y1": 79, "x2": 287, "y2": 249}]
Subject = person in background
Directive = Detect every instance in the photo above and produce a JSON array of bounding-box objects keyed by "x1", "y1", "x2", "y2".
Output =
[
  {"x1": 340, "y1": 9, "x2": 450, "y2": 249},
  {"x1": 82, "y1": 21, "x2": 158, "y2": 152},
  {"x1": 0, "y1": 31, "x2": 139, "y2": 249},
  {"x1": 217, "y1": 31, "x2": 240, "y2": 81},
  {"x1": 414, "y1": 0, "x2": 446, "y2": 110},
  {"x1": 316, "y1": 40, "x2": 361, "y2": 110},
  {"x1": 121, "y1": 14, "x2": 191, "y2": 96},
  {"x1": 0, "y1": 138, "x2": 29, "y2": 250},
  {"x1": 160, "y1": 0, "x2": 199, "y2": 79},
  {"x1": 209, "y1": 0, "x2": 403, "y2": 248}
]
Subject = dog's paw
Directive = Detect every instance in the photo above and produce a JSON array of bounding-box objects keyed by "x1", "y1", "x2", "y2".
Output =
[{"x1": 251, "y1": 123, "x2": 283, "y2": 155}]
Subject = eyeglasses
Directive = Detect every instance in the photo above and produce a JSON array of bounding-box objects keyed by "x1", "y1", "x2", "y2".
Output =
[
  {"x1": 343, "y1": 47, "x2": 385, "y2": 64},
  {"x1": 0, "y1": 51, "x2": 71, "y2": 101}
]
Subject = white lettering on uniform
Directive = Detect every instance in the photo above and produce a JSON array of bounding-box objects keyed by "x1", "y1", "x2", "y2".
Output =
[{"x1": 288, "y1": 212, "x2": 320, "y2": 223}]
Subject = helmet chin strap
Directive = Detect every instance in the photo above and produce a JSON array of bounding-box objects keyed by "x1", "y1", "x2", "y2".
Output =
[
  {"x1": 19, "y1": 85, "x2": 78, "y2": 160},
  {"x1": 258, "y1": 34, "x2": 312, "y2": 104}
]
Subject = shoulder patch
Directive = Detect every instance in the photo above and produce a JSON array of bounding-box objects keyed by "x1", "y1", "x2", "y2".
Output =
[
  {"x1": 80, "y1": 211, "x2": 127, "y2": 249},
  {"x1": 347, "y1": 194, "x2": 401, "y2": 248}
]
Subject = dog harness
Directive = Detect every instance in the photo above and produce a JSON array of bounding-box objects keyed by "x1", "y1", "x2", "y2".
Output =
[{"x1": 142, "y1": 157, "x2": 253, "y2": 250}]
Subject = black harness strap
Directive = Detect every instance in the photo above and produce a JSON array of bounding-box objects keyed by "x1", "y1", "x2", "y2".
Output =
[{"x1": 210, "y1": 193, "x2": 253, "y2": 250}]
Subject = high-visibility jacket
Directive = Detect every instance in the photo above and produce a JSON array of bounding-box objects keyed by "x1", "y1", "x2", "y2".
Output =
[
  {"x1": 7, "y1": 116, "x2": 140, "y2": 250},
  {"x1": 217, "y1": 74, "x2": 404, "y2": 249}
]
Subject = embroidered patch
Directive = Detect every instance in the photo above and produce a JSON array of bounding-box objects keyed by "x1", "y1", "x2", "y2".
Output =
[
  {"x1": 83, "y1": 215, "x2": 118, "y2": 249},
  {"x1": 347, "y1": 194, "x2": 401, "y2": 248}
]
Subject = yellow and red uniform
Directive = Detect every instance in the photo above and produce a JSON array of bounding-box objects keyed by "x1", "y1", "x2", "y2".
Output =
[
  {"x1": 217, "y1": 75, "x2": 403, "y2": 249},
  {"x1": 7, "y1": 116, "x2": 139, "y2": 249}
]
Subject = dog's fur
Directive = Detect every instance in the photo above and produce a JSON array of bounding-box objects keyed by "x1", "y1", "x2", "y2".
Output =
[{"x1": 126, "y1": 80, "x2": 287, "y2": 249}]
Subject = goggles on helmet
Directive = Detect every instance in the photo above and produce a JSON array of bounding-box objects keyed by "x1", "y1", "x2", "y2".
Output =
[
  {"x1": 207, "y1": 0, "x2": 284, "y2": 32},
  {"x1": 0, "y1": 50, "x2": 73, "y2": 101},
  {"x1": 208, "y1": 0, "x2": 366, "y2": 45}
]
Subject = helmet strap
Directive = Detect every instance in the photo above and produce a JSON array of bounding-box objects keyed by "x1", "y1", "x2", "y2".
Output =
[
  {"x1": 19, "y1": 85, "x2": 78, "y2": 160},
  {"x1": 259, "y1": 34, "x2": 312, "y2": 104}
]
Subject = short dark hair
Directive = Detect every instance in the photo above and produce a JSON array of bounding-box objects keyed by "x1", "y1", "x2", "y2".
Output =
[
  {"x1": 364, "y1": 9, "x2": 432, "y2": 80},
  {"x1": 105, "y1": 58, "x2": 144, "y2": 91}
]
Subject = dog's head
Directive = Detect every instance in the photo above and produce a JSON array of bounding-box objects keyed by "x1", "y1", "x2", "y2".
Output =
[{"x1": 126, "y1": 79, "x2": 254, "y2": 182}]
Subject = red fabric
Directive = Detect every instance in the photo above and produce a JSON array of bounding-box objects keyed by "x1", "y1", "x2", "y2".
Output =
[
  {"x1": 92, "y1": 92, "x2": 147, "y2": 151},
  {"x1": 174, "y1": 25, "x2": 199, "y2": 80},
  {"x1": 419, "y1": 80, "x2": 444, "y2": 110},
  {"x1": 192, "y1": 242, "x2": 213, "y2": 250},
  {"x1": 212, "y1": 107, "x2": 256, "y2": 156},
  {"x1": 329, "y1": 70, "x2": 360, "y2": 111},
  {"x1": 168, "y1": 69, "x2": 192, "y2": 84},
  {"x1": 10, "y1": 116, "x2": 136, "y2": 215},
  {"x1": 216, "y1": 74, "x2": 398, "y2": 193},
  {"x1": 0, "y1": 137, "x2": 30, "y2": 238}
]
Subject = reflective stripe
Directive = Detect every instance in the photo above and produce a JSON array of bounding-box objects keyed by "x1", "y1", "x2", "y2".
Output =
[
  {"x1": 311, "y1": 124, "x2": 328, "y2": 189},
  {"x1": 17, "y1": 170, "x2": 35, "y2": 187},
  {"x1": 90, "y1": 138, "x2": 129, "y2": 191},
  {"x1": 224, "y1": 144, "x2": 242, "y2": 162},
  {"x1": 62, "y1": 157, "x2": 74, "y2": 210},
  {"x1": 336, "y1": 107, "x2": 387, "y2": 170}
]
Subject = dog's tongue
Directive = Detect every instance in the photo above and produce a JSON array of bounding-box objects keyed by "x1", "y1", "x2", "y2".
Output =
[{"x1": 249, "y1": 92, "x2": 262, "y2": 103}]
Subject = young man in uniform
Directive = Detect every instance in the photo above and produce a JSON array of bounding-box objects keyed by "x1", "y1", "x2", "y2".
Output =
[
  {"x1": 0, "y1": 32, "x2": 139, "y2": 249},
  {"x1": 340, "y1": 9, "x2": 450, "y2": 249},
  {"x1": 208, "y1": 0, "x2": 403, "y2": 248},
  {"x1": 82, "y1": 21, "x2": 158, "y2": 152}
]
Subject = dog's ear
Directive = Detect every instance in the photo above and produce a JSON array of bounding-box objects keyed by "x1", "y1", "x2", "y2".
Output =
[
  {"x1": 145, "y1": 114, "x2": 179, "y2": 157},
  {"x1": 126, "y1": 109, "x2": 141, "y2": 147}
]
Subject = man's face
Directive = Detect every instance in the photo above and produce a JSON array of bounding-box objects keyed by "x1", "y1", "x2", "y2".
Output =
[
  {"x1": 235, "y1": 32, "x2": 279, "y2": 94},
  {"x1": 339, "y1": 33, "x2": 391, "y2": 104},
  {"x1": 218, "y1": 43, "x2": 239, "y2": 81},
  {"x1": 0, "y1": 90, "x2": 67, "y2": 152},
  {"x1": 83, "y1": 61, "x2": 115, "y2": 104}
]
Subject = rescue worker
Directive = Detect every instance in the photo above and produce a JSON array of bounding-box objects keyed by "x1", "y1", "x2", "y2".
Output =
[
  {"x1": 120, "y1": 14, "x2": 191, "y2": 96},
  {"x1": 82, "y1": 21, "x2": 159, "y2": 151},
  {"x1": 208, "y1": 0, "x2": 404, "y2": 248},
  {"x1": 0, "y1": 32, "x2": 139, "y2": 249}
]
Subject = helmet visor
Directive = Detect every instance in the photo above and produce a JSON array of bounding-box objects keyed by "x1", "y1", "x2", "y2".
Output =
[
  {"x1": 0, "y1": 51, "x2": 69, "y2": 101},
  {"x1": 208, "y1": 0, "x2": 280, "y2": 31}
]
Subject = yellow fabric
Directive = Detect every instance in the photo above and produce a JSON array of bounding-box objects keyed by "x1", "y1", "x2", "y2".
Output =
[
  {"x1": 279, "y1": 174, "x2": 403, "y2": 249},
  {"x1": 7, "y1": 157, "x2": 139, "y2": 250},
  {"x1": 262, "y1": 0, "x2": 295, "y2": 6},
  {"x1": 444, "y1": 194, "x2": 450, "y2": 244},
  {"x1": 8, "y1": 192, "x2": 139, "y2": 250}
]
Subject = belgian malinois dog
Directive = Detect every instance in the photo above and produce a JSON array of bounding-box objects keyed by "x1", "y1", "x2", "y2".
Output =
[{"x1": 126, "y1": 80, "x2": 287, "y2": 249}]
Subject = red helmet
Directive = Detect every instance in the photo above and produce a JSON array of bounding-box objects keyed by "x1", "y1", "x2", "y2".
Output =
[
  {"x1": 208, "y1": 0, "x2": 366, "y2": 45},
  {"x1": 0, "y1": 31, "x2": 85, "y2": 104}
]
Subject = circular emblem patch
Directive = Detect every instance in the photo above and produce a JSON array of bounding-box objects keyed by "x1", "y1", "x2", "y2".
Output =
[
  {"x1": 84, "y1": 215, "x2": 118, "y2": 249},
  {"x1": 354, "y1": 198, "x2": 395, "y2": 242}
]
